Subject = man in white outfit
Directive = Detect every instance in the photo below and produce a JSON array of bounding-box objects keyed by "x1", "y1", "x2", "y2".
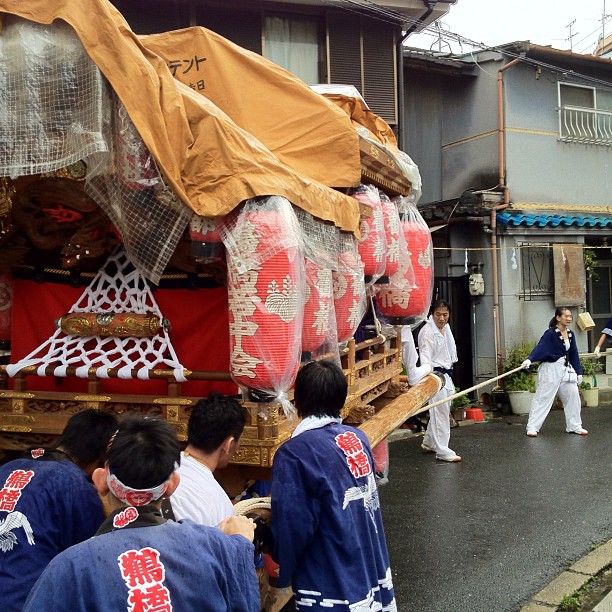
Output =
[
  {"x1": 418, "y1": 299, "x2": 462, "y2": 462},
  {"x1": 169, "y1": 391, "x2": 245, "y2": 527}
]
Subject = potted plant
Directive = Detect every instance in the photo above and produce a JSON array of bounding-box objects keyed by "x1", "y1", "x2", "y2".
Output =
[
  {"x1": 451, "y1": 387, "x2": 470, "y2": 421},
  {"x1": 580, "y1": 357, "x2": 602, "y2": 407},
  {"x1": 504, "y1": 343, "x2": 537, "y2": 415},
  {"x1": 579, "y1": 380, "x2": 599, "y2": 407}
]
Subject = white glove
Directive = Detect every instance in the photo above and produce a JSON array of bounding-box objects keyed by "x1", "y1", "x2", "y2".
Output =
[
  {"x1": 521, "y1": 359, "x2": 531, "y2": 369},
  {"x1": 594, "y1": 346, "x2": 601, "y2": 356},
  {"x1": 577, "y1": 375, "x2": 583, "y2": 385}
]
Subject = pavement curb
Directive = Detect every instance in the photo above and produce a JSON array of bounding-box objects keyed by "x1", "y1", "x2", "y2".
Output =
[{"x1": 520, "y1": 540, "x2": 612, "y2": 610}]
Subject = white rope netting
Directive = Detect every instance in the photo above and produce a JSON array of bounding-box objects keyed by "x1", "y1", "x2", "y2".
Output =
[{"x1": 6, "y1": 249, "x2": 187, "y2": 381}]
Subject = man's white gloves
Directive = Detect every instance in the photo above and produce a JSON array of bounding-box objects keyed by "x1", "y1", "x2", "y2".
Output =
[
  {"x1": 594, "y1": 346, "x2": 601, "y2": 356},
  {"x1": 577, "y1": 375, "x2": 583, "y2": 385},
  {"x1": 521, "y1": 359, "x2": 531, "y2": 369}
]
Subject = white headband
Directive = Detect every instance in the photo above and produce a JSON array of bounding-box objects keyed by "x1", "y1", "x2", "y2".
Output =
[{"x1": 107, "y1": 471, "x2": 169, "y2": 507}]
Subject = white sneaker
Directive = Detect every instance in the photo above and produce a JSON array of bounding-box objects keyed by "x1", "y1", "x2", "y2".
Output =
[
  {"x1": 421, "y1": 443, "x2": 436, "y2": 453},
  {"x1": 436, "y1": 454, "x2": 462, "y2": 463},
  {"x1": 569, "y1": 428, "x2": 588, "y2": 435},
  {"x1": 526, "y1": 431, "x2": 538, "y2": 437}
]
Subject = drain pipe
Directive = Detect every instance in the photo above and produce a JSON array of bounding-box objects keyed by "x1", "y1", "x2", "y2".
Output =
[{"x1": 492, "y1": 56, "x2": 522, "y2": 375}]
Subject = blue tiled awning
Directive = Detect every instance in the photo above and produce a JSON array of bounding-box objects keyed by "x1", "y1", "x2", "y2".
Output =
[{"x1": 497, "y1": 212, "x2": 612, "y2": 228}]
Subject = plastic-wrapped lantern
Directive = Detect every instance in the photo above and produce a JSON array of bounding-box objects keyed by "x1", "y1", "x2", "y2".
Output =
[
  {"x1": 350, "y1": 185, "x2": 386, "y2": 283},
  {"x1": 0, "y1": 274, "x2": 12, "y2": 348},
  {"x1": 379, "y1": 192, "x2": 400, "y2": 281},
  {"x1": 402, "y1": 217, "x2": 433, "y2": 318},
  {"x1": 333, "y1": 242, "x2": 366, "y2": 343},
  {"x1": 225, "y1": 204, "x2": 303, "y2": 396},
  {"x1": 302, "y1": 258, "x2": 333, "y2": 354}
]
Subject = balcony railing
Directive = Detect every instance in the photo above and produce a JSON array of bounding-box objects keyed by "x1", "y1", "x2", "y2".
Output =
[{"x1": 559, "y1": 105, "x2": 612, "y2": 145}]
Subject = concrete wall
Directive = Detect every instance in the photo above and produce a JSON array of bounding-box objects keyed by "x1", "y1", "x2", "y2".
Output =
[{"x1": 503, "y1": 64, "x2": 612, "y2": 207}]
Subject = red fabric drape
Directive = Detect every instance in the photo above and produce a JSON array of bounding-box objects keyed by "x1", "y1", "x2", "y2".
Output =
[{"x1": 10, "y1": 280, "x2": 237, "y2": 397}]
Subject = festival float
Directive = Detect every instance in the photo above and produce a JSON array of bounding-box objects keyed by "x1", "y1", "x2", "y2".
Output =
[{"x1": 0, "y1": 0, "x2": 440, "y2": 477}]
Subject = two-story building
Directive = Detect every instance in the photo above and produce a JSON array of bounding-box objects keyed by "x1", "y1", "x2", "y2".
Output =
[{"x1": 403, "y1": 42, "x2": 612, "y2": 388}]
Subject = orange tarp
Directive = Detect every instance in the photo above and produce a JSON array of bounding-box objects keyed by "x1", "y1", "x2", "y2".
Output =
[
  {"x1": 0, "y1": 0, "x2": 362, "y2": 233},
  {"x1": 141, "y1": 27, "x2": 361, "y2": 190}
]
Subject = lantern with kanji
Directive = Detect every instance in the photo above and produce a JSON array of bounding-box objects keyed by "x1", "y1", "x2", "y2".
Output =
[
  {"x1": 378, "y1": 196, "x2": 432, "y2": 323},
  {"x1": 379, "y1": 191, "x2": 400, "y2": 281},
  {"x1": 302, "y1": 257, "x2": 333, "y2": 355},
  {"x1": 223, "y1": 197, "x2": 304, "y2": 400},
  {"x1": 333, "y1": 236, "x2": 366, "y2": 343},
  {"x1": 350, "y1": 184, "x2": 386, "y2": 284}
]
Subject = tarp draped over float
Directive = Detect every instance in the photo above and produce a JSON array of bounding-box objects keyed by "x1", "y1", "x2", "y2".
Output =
[{"x1": 0, "y1": 0, "x2": 362, "y2": 235}]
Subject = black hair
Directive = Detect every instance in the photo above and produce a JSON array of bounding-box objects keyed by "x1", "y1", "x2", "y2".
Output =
[
  {"x1": 549, "y1": 306, "x2": 571, "y2": 328},
  {"x1": 430, "y1": 299, "x2": 451, "y2": 315},
  {"x1": 55, "y1": 409, "x2": 118, "y2": 469},
  {"x1": 187, "y1": 391, "x2": 246, "y2": 453},
  {"x1": 107, "y1": 416, "x2": 180, "y2": 490},
  {"x1": 294, "y1": 360, "x2": 348, "y2": 419}
]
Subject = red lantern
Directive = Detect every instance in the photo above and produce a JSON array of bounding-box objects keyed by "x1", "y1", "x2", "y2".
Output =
[
  {"x1": 350, "y1": 186, "x2": 386, "y2": 283},
  {"x1": 403, "y1": 219, "x2": 433, "y2": 317},
  {"x1": 302, "y1": 258, "x2": 333, "y2": 353},
  {"x1": 226, "y1": 206, "x2": 302, "y2": 395},
  {"x1": 0, "y1": 274, "x2": 12, "y2": 347},
  {"x1": 333, "y1": 247, "x2": 366, "y2": 343},
  {"x1": 377, "y1": 216, "x2": 432, "y2": 323},
  {"x1": 379, "y1": 193, "x2": 400, "y2": 280}
]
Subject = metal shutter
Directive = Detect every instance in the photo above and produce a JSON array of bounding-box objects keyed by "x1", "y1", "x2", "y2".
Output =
[
  {"x1": 327, "y1": 11, "x2": 362, "y2": 93},
  {"x1": 362, "y1": 21, "x2": 397, "y2": 125}
]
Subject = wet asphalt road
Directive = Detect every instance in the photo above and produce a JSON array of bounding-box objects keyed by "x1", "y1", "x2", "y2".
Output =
[{"x1": 379, "y1": 405, "x2": 612, "y2": 612}]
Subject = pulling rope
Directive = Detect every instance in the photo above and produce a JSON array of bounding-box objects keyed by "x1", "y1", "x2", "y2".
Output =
[
  {"x1": 422, "y1": 365, "x2": 524, "y2": 412},
  {"x1": 423, "y1": 350, "x2": 606, "y2": 413}
]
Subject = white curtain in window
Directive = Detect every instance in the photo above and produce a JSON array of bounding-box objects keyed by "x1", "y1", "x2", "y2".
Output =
[{"x1": 264, "y1": 16, "x2": 319, "y2": 85}]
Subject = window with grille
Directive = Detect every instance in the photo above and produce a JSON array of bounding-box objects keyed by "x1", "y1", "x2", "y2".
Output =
[
  {"x1": 520, "y1": 243, "x2": 553, "y2": 300},
  {"x1": 558, "y1": 82, "x2": 612, "y2": 145}
]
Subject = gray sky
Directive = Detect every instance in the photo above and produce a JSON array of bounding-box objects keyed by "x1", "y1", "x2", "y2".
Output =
[{"x1": 407, "y1": 0, "x2": 610, "y2": 55}]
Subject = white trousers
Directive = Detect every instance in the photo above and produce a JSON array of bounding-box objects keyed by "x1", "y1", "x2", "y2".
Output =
[
  {"x1": 423, "y1": 376, "x2": 458, "y2": 459},
  {"x1": 526, "y1": 361, "x2": 583, "y2": 434}
]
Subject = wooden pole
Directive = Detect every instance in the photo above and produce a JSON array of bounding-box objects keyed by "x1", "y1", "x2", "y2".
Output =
[{"x1": 359, "y1": 373, "x2": 442, "y2": 448}]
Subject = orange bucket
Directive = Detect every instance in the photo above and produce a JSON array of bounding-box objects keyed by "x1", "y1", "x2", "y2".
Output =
[{"x1": 466, "y1": 408, "x2": 485, "y2": 422}]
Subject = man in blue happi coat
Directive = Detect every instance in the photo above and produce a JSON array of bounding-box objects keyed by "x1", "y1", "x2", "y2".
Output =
[
  {"x1": 271, "y1": 359, "x2": 396, "y2": 610},
  {"x1": 0, "y1": 409, "x2": 118, "y2": 612},
  {"x1": 23, "y1": 415, "x2": 260, "y2": 612}
]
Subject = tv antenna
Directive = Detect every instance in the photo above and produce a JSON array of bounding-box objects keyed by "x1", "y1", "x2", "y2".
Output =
[{"x1": 565, "y1": 19, "x2": 579, "y2": 50}]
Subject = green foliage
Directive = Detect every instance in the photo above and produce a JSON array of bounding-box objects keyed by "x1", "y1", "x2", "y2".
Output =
[
  {"x1": 583, "y1": 247, "x2": 599, "y2": 281},
  {"x1": 580, "y1": 381, "x2": 592, "y2": 391},
  {"x1": 504, "y1": 342, "x2": 537, "y2": 392},
  {"x1": 559, "y1": 593, "x2": 580, "y2": 611},
  {"x1": 451, "y1": 387, "x2": 471, "y2": 410},
  {"x1": 505, "y1": 371, "x2": 536, "y2": 393},
  {"x1": 581, "y1": 357, "x2": 603, "y2": 388}
]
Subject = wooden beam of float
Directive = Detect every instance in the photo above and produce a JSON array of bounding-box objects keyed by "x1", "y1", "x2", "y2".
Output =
[{"x1": 358, "y1": 373, "x2": 442, "y2": 449}]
